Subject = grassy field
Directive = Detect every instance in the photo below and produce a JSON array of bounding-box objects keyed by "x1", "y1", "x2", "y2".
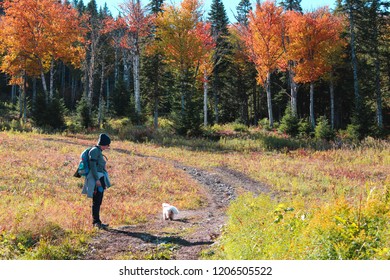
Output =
[
  {"x1": 0, "y1": 131, "x2": 206, "y2": 259},
  {"x1": 0, "y1": 130, "x2": 389, "y2": 259}
]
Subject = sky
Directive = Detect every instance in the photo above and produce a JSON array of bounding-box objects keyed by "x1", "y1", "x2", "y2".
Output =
[{"x1": 95, "y1": 0, "x2": 337, "y2": 22}]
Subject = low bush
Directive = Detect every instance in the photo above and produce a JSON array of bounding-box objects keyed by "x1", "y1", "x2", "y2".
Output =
[
  {"x1": 314, "y1": 116, "x2": 334, "y2": 141},
  {"x1": 279, "y1": 107, "x2": 299, "y2": 137},
  {"x1": 208, "y1": 190, "x2": 390, "y2": 260}
]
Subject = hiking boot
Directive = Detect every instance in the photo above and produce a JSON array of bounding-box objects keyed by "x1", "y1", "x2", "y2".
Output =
[{"x1": 93, "y1": 222, "x2": 109, "y2": 229}]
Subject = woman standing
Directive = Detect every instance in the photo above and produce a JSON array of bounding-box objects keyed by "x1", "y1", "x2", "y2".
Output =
[{"x1": 82, "y1": 133, "x2": 111, "y2": 229}]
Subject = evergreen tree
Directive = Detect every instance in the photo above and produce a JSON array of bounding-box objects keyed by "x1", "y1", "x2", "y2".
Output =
[
  {"x1": 236, "y1": 0, "x2": 252, "y2": 26},
  {"x1": 227, "y1": 0, "x2": 259, "y2": 125},
  {"x1": 148, "y1": 0, "x2": 164, "y2": 13},
  {"x1": 143, "y1": 0, "x2": 167, "y2": 129},
  {"x1": 360, "y1": 0, "x2": 388, "y2": 130},
  {"x1": 0, "y1": 0, "x2": 4, "y2": 15},
  {"x1": 279, "y1": 0, "x2": 302, "y2": 13},
  {"x1": 32, "y1": 92, "x2": 66, "y2": 130},
  {"x1": 337, "y1": 0, "x2": 389, "y2": 136},
  {"x1": 208, "y1": 0, "x2": 230, "y2": 124},
  {"x1": 72, "y1": 0, "x2": 86, "y2": 14}
]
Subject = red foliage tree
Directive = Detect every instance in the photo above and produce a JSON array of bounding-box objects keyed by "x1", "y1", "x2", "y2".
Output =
[{"x1": 239, "y1": 0, "x2": 286, "y2": 127}]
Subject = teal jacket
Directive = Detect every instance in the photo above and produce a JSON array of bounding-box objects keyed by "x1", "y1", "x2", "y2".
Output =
[
  {"x1": 81, "y1": 146, "x2": 111, "y2": 198},
  {"x1": 88, "y1": 146, "x2": 107, "y2": 181}
]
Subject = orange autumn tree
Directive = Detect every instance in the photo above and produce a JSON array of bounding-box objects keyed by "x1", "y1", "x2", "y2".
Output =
[
  {"x1": 286, "y1": 8, "x2": 345, "y2": 128},
  {"x1": 154, "y1": 0, "x2": 213, "y2": 133},
  {"x1": 0, "y1": 0, "x2": 85, "y2": 106},
  {"x1": 240, "y1": 0, "x2": 286, "y2": 128}
]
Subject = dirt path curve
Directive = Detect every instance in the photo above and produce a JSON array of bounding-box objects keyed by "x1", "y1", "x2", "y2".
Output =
[{"x1": 82, "y1": 158, "x2": 272, "y2": 260}]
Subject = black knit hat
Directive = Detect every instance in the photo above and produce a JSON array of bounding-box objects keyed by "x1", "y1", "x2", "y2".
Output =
[{"x1": 97, "y1": 133, "x2": 111, "y2": 146}]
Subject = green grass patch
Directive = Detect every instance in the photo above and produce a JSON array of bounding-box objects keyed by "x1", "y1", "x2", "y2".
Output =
[{"x1": 206, "y1": 191, "x2": 390, "y2": 260}]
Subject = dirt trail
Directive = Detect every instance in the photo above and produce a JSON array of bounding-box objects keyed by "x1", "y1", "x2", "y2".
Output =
[{"x1": 83, "y1": 160, "x2": 272, "y2": 260}]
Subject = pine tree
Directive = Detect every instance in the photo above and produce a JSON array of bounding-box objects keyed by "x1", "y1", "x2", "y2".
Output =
[
  {"x1": 236, "y1": 0, "x2": 252, "y2": 26},
  {"x1": 338, "y1": 0, "x2": 388, "y2": 136},
  {"x1": 144, "y1": 0, "x2": 166, "y2": 129},
  {"x1": 148, "y1": 0, "x2": 164, "y2": 14},
  {"x1": 208, "y1": 0, "x2": 230, "y2": 124},
  {"x1": 231, "y1": 0, "x2": 258, "y2": 125},
  {"x1": 361, "y1": 0, "x2": 387, "y2": 130},
  {"x1": 279, "y1": 0, "x2": 302, "y2": 13}
]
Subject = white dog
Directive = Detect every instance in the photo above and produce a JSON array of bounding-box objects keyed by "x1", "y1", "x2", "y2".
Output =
[{"x1": 162, "y1": 203, "x2": 179, "y2": 220}]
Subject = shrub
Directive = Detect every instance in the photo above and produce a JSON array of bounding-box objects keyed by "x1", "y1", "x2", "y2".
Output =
[
  {"x1": 345, "y1": 123, "x2": 361, "y2": 143},
  {"x1": 314, "y1": 116, "x2": 334, "y2": 141},
  {"x1": 259, "y1": 118, "x2": 272, "y2": 131},
  {"x1": 32, "y1": 94, "x2": 66, "y2": 131},
  {"x1": 76, "y1": 96, "x2": 94, "y2": 129},
  {"x1": 208, "y1": 191, "x2": 390, "y2": 260},
  {"x1": 260, "y1": 134, "x2": 301, "y2": 151},
  {"x1": 232, "y1": 122, "x2": 249, "y2": 133},
  {"x1": 107, "y1": 118, "x2": 132, "y2": 133},
  {"x1": 298, "y1": 118, "x2": 311, "y2": 138},
  {"x1": 279, "y1": 106, "x2": 299, "y2": 137},
  {"x1": 118, "y1": 124, "x2": 155, "y2": 142}
]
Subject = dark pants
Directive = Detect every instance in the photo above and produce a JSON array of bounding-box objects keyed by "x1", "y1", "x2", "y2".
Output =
[{"x1": 92, "y1": 177, "x2": 105, "y2": 225}]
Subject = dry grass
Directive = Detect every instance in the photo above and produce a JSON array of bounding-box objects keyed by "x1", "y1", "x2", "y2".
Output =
[
  {"x1": 1, "y1": 131, "x2": 389, "y2": 259},
  {"x1": 0, "y1": 132, "x2": 207, "y2": 259}
]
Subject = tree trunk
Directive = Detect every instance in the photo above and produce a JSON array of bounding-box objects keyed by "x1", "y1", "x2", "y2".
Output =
[
  {"x1": 330, "y1": 77, "x2": 335, "y2": 129},
  {"x1": 288, "y1": 62, "x2": 298, "y2": 116},
  {"x1": 32, "y1": 78, "x2": 37, "y2": 107},
  {"x1": 97, "y1": 63, "x2": 105, "y2": 127},
  {"x1": 346, "y1": 0, "x2": 360, "y2": 107},
  {"x1": 61, "y1": 62, "x2": 66, "y2": 97},
  {"x1": 213, "y1": 74, "x2": 219, "y2": 124},
  {"x1": 40, "y1": 71, "x2": 48, "y2": 104},
  {"x1": 19, "y1": 73, "x2": 27, "y2": 122},
  {"x1": 375, "y1": 55, "x2": 383, "y2": 128},
  {"x1": 180, "y1": 70, "x2": 186, "y2": 115},
  {"x1": 114, "y1": 47, "x2": 119, "y2": 88},
  {"x1": 49, "y1": 59, "x2": 55, "y2": 101},
  {"x1": 123, "y1": 50, "x2": 131, "y2": 90},
  {"x1": 88, "y1": 50, "x2": 95, "y2": 113},
  {"x1": 371, "y1": 0, "x2": 383, "y2": 129},
  {"x1": 265, "y1": 72, "x2": 273, "y2": 128},
  {"x1": 290, "y1": 76, "x2": 298, "y2": 116},
  {"x1": 203, "y1": 69, "x2": 208, "y2": 127},
  {"x1": 98, "y1": 96, "x2": 105, "y2": 128},
  {"x1": 153, "y1": 61, "x2": 160, "y2": 130},
  {"x1": 106, "y1": 78, "x2": 110, "y2": 111},
  {"x1": 243, "y1": 95, "x2": 249, "y2": 125},
  {"x1": 71, "y1": 75, "x2": 76, "y2": 107},
  {"x1": 253, "y1": 81, "x2": 258, "y2": 125},
  {"x1": 18, "y1": 85, "x2": 23, "y2": 119},
  {"x1": 133, "y1": 51, "x2": 141, "y2": 116},
  {"x1": 154, "y1": 96, "x2": 159, "y2": 130},
  {"x1": 11, "y1": 84, "x2": 17, "y2": 104},
  {"x1": 310, "y1": 82, "x2": 315, "y2": 129}
]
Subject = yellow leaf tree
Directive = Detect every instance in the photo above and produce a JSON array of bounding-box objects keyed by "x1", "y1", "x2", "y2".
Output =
[{"x1": 153, "y1": 0, "x2": 214, "y2": 134}]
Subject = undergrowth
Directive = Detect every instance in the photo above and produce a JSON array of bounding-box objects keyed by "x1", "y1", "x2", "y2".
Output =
[{"x1": 206, "y1": 190, "x2": 390, "y2": 260}]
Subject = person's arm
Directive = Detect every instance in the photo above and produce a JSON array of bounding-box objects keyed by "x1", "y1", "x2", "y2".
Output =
[{"x1": 89, "y1": 147, "x2": 101, "y2": 186}]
